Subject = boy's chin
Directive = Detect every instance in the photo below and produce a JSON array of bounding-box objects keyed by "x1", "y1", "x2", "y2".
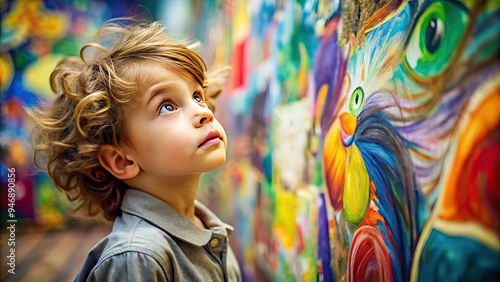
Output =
[
  {"x1": 203, "y1": 156, "x2": 226, "y2": 172},
  {"x1": 210, "y1": 157, "x2": 226, "y2": 170}
]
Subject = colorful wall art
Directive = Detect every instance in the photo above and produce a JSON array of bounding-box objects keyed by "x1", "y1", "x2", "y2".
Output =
[{"x1": 192, "y1": 0, "x2": 500, "y2": 281}]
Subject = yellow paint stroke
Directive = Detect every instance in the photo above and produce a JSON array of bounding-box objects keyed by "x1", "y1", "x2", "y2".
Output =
[
  {"x1": 274, "y1": 184, "x2": 297, "y2": 249},
  {"x1": 343, "y1": 144, "x2": 370, "y2": 226}
]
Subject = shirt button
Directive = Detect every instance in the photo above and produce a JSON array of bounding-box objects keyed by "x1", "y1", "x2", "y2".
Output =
[{"x1": 209, "y1": 238, "x2": 219, "y2": 248}]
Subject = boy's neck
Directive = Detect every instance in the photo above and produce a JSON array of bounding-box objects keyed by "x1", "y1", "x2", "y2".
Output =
[{"x1": 127, "y1": 174, "x2": 204, "y2": 228}]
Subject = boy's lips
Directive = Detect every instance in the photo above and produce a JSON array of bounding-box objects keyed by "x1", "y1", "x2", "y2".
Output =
[{"x1": 199, "y1": 130, "x2": 222, "y2": 148}]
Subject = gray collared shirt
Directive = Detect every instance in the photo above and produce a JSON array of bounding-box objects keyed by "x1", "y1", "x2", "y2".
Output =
[{"x1": 74, "y1": 189, "x2": 241, "y2": 281}]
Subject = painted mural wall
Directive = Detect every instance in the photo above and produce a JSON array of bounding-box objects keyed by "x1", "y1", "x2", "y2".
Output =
[
  {"x1": 192, "y1": 0, "x2": 500, "y2": 281},
  {"x1": 1, "y1": 0, "x2": 499, "y2": 281}
]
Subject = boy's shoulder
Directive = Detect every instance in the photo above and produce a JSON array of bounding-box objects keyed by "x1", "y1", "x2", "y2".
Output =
[
  {"x1": 102, "y1": 212, "x2": 175, "y2": 259},
  {"x1": 73, "y1": 214, "x2": 174, "y2": 282}
]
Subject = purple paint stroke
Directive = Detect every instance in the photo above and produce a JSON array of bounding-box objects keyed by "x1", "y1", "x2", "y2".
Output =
[
  {"x1": 395, "y1": 64, "x2": 498, "y2": 142},
  {"x1": 317, "y1": 192, "x2": 334, "y2": 282},
  {"x1": 313, "y1": 32, "x2": 346, "y2": 138}
]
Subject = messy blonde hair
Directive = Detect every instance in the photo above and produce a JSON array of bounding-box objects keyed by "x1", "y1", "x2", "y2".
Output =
[{"x1": 28, "y1": 18, "x2": 228, "y2": 221}]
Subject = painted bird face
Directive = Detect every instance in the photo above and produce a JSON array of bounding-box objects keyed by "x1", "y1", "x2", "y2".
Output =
[
  {"x1": 321, "y1": 3, "x2": 422, "y2": 281},
  {"x1": 322, "y1": 3, "x2": 413, "y2": 221}
]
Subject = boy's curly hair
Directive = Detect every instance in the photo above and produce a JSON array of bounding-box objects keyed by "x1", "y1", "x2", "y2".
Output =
[{"x1": 27, "y1": 18, "x2": 228, "y2": 221}]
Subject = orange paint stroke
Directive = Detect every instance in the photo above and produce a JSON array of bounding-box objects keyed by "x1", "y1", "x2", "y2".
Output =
[
  {"x1": 439, "y1": 90, "x2": 500, "y2": 233},
  {"x1": 339, "y1": 112, "x2": 357, "y2": 136}
]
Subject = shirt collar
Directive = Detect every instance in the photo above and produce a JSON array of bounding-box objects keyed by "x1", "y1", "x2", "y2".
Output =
[{"x1": 120, "y1": 189, "x2": 234, "y2": 247}]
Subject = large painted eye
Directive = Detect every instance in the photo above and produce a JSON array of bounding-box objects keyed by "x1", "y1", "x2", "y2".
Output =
[
  {"x1": 404, "y1": 1, "x2": 469, "y2": 78},
  {"x1": 349, "y1": 87, "x2": 364, "y2": 116}
]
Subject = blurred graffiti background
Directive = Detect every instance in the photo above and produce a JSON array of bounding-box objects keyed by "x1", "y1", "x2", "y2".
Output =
[
  {"x1": 1, "y1": 0, "x2": 499, "y2": 281},
  {"x1": 0, "y1": 0, "x2": 160, "y2": 225}
]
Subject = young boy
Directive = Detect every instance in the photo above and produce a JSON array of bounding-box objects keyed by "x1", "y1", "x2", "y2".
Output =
[{"x1": 28, "y1": 18, "x2": 241, "y2": 281}]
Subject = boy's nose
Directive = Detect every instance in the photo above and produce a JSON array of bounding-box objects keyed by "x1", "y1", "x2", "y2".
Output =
[{"x1": 194, "y1": 106, "x2": 214, "y2": 126}]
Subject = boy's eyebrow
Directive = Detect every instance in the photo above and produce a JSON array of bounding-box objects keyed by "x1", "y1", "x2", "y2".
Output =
[{"x1": 146, "y1": 83, "x2": 174, "y2": 106}]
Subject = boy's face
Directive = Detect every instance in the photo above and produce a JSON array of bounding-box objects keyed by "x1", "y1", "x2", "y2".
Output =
[{"x1": 121, "y1": 63, "x2": 227, "y2": 181}]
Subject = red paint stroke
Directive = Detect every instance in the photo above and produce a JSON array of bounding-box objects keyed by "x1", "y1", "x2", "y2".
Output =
[{"x1": 348, "y1": 226, "x2": 393, "y2": 282}]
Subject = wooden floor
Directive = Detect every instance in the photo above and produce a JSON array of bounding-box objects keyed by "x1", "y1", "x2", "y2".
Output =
[{"x1": 1, "y1": 221, "x2": 112, "y2": 282}]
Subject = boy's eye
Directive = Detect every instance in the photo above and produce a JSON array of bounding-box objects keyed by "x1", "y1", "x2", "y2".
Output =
[
  {"x1": 193, "y1": 92, "x2": 205, "y2": 103},
  {"x1": 159, "y1": 101, "x2": 177, "y2": 114}
]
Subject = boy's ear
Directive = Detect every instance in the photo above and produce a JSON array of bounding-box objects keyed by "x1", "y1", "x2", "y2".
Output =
[{"x1": 98, "y1": 145, "x2": 139, "y2": 180}]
